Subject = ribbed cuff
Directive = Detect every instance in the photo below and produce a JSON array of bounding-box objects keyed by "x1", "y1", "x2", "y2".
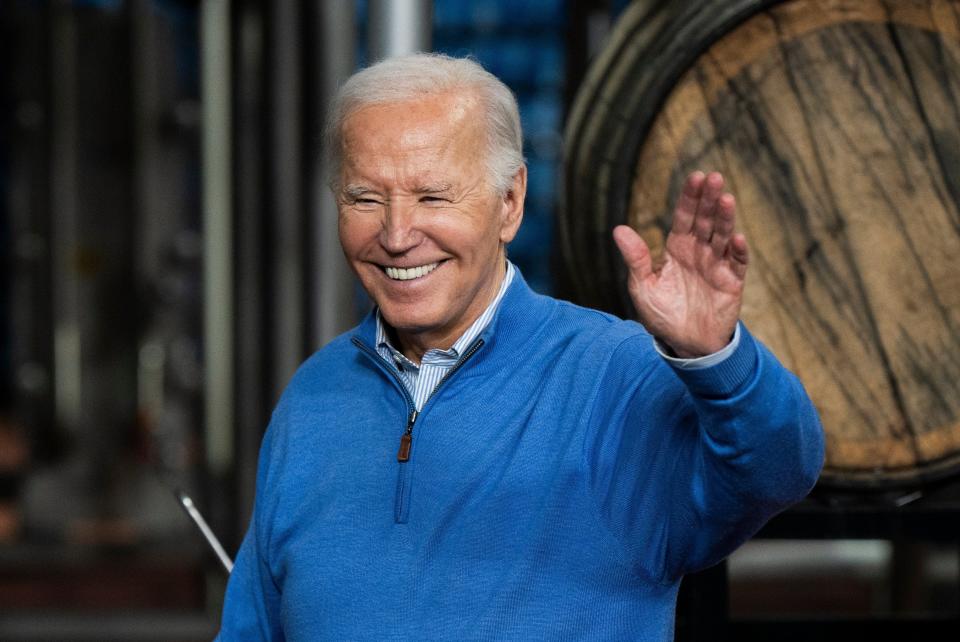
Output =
[{"x1": 667, "y1": 324, "x2": 759, "y2": 398}]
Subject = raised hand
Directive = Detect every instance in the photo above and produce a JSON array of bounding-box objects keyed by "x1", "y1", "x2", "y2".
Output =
[{"x1": 612, "y1": 171, "x2": 749, "y2": 358}]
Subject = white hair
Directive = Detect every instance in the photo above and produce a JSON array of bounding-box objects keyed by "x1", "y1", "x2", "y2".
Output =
[{"x1": 326, "y1": 53, "x2": 525, "y2": 196}]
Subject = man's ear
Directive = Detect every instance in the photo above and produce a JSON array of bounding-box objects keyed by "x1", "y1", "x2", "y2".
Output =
[{"x1": 499, "y1": 165, "x2": 527, "y2": 244}]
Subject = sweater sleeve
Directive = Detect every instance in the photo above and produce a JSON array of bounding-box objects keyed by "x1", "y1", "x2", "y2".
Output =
[
  {"x1": 217, "y1": 417, "x2": 285, "y2": 641},
  {"x1": 584, "y1": 323, "x2": 824, "y2": 583}
]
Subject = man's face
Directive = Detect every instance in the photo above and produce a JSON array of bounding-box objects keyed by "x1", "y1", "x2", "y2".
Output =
[{"x1": 336, "y1": 90, "x2": 525, "y2": 359}]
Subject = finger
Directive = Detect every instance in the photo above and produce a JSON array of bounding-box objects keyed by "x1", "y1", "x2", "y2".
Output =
[
  {"x1": 710, "y1": 192, "x2": 736, "y2": 257},
  {"x1": 670, "y1": 171, "x2": 706, "y2": 235},
  {"x1": 692, "y1": 171, "x2": 724, "y2": 242},
  {"x1": 612, "y1": 225, "x2": 653, "y2": 281},
  {"x1": 728, "y1": 233, "x2": 749, "y2": 280}
]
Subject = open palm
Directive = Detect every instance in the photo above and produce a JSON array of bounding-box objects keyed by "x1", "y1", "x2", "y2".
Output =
[{"x1": 613, "y1": 171, "x2": 749, "y2": 358}]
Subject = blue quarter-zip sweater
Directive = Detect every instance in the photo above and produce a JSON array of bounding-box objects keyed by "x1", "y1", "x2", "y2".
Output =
[{"x1": 218, "y1": 270, "x2": 824, "y2": 641}]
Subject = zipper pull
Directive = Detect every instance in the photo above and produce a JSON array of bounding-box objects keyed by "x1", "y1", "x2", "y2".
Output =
[{"x1": 397, "y1": 409, "x2": 418, "y2": 462}]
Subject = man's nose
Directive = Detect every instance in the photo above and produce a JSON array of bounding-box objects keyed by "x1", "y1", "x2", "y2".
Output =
[{"x1": 380, "y1": 200, "x2": 422, "y2": 253}]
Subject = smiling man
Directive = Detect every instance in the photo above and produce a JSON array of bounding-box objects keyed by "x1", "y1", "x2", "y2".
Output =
[{"x1": 217, "y1": 54, "x2": 824, "y2": 641}]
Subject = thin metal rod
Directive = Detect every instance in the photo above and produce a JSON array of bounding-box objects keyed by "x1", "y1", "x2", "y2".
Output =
[{"x1": 176, "y1": 489, "x2": 234, "y2": 573}]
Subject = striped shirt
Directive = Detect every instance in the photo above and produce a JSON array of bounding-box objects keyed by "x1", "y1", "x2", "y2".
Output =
[{"x1": 376, "y1": 262, "x2": 515, "y2": 410}]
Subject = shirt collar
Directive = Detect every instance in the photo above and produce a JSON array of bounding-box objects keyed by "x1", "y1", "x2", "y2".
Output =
[{"x1": 376, "y1": 261, "x2": 516, "y2": 366}]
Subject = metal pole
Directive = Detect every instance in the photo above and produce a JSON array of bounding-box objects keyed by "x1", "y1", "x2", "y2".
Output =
[
  {"x1": 310, "y1": 1, "x2": 357, "y2": 348},
  {"x1": 367, "y1": 0, "x2": 433, "y2": 63},
  {"x1": 130, "y1": 0, "x2": 165, "y2": 429},
  {"x1": 268, "y1": 0, "x2": 305, "y2": 395},
  {"x1": 49, "y1": 0, "x2": 82, "y2": 436},
  {"x1": 200, "y1": 0, "x2": 233, "y2": 477},
  {"x1": 233, "y1": 0, "x2": 266, "y2": 541}
]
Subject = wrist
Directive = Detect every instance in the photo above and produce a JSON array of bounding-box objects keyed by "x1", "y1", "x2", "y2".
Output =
[
  {"x1": 657, "y1": 323, "x2": 740, "y2": 359},
  {"x1": 655, "y1": 323, "x2": 742, "y2": 371}
]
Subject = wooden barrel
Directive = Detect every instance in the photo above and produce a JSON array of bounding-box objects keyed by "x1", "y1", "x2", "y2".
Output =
[{"x1": 561, "y1": 0, "x2": 960, "y2": 488}]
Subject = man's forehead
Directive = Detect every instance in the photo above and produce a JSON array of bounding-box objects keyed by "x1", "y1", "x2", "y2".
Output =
[
  {"x1": 339, "y1": 93, "x2": 486, "y2": 186},
  {"x1": 342, "y1": 91, "x2": 482, "y2": 145}
]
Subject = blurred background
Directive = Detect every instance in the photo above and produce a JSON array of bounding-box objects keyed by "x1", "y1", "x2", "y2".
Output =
[{"x1": 0, "y1": 1, "x2": 957, "y2": 640}]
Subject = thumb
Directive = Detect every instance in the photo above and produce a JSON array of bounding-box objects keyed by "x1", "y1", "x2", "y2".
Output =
[{"x1": 613, "y1": 225, "x2": 653, "y2": 281}]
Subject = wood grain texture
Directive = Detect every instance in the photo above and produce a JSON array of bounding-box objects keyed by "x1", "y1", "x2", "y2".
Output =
[{"x1": 628, "y1": 0, "x2": 960, "y2": 485}]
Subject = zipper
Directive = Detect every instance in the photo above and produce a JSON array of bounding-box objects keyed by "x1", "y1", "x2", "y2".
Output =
[
  {"x1": 354, "y1": 336, "x2": 485, "y2": 465},
  {"x1": 353, "y1": 336, "x2": 485, "y2": 523},
  {"x1": 397, "y1": 410, "x2": 417, "y2": 462},
  {"x1": 401, "y1": 336, "x2": 485, "y2": 459}
]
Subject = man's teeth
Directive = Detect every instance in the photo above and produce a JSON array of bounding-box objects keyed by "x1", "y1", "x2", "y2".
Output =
[{"x1": 384, "y1": 262, "x2": 439, "y2": 281}]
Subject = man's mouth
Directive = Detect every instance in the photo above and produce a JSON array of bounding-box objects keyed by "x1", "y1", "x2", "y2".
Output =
[{"x1": 383, "y1": 261, "x2": 440, "y2": 281}]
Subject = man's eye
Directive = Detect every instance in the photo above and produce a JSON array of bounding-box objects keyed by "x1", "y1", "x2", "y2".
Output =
[
  {"x1": 355, "y1": 198, "x2": 381, "y2": 205},
  {"x1": 421, "y1": 196, "x2": 447, "y2": 203}
]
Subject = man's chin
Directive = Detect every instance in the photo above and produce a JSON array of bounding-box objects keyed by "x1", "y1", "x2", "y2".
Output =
[
  {"x1": 378, "y1": 306, "x2": 441, "y2": 335},
  {"x1": 382, "y1": 318, "x2": 438, "y2": 338}
]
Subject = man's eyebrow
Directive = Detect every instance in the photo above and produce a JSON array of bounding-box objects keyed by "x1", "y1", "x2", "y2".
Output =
[
  {"x1": 341, "y1": 182, "x2": 453, "y2": 197},
  {"x1": 413, "y1": 182, "x2": 454, "y2": 195},
  {"x1": 342, "y1": 184, "x2": 375, "y2": 198}
]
